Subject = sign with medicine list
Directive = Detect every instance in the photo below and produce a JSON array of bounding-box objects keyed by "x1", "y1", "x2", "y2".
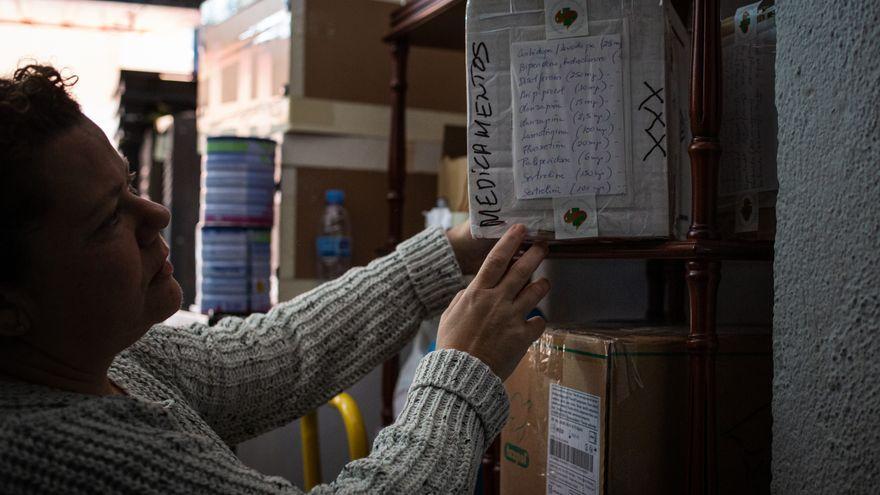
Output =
[{"x1": 512, "y1": 34, "x2": 626, "y2": 199}]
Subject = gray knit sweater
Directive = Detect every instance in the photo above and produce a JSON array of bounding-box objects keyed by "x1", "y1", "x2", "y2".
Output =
[{"x1": 0, "y1": 228, "x2": 510, "y2": 494}]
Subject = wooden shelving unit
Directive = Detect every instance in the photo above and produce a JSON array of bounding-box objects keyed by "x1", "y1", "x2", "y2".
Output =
[
  {"x1": 382, "y1": 1, "x2": 771, "y2": 494},
  {"x1": 378, "y1": 0, "x2": 467, "y2": 435}
]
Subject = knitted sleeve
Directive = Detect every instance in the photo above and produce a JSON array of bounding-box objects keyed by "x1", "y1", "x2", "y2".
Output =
[
  {"x1": 0, "y1": 350, "x2": 508, "y2": 495},
  {"x1": 130, "y1": 228, "x2": 465, "y2": 444},
  {"x1": 311, "y1": 350, "x2": 510, "y2": 494}
]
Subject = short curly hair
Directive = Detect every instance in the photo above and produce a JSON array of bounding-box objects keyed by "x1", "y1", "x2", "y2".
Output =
[{"x1": 0, "y1": 64, "x2": 83, "y2": 285}]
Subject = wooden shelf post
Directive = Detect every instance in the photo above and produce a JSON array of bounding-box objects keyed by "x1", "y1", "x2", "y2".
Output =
[
  {"x1": 382, "y1": 38, "x2": 410, "y2": 427},
  {"x1": 687, "y1": 0, "x2": 722, "y2": 242},
  {"x1": 685, "y1": 260, "x2": 721, "y2": 494},
  {"x1": 686, "y1": 0, "x2": 722, "y2": 493},
  {"x1": 386, "y1": 38, "x2": 409, "y2": 250}
]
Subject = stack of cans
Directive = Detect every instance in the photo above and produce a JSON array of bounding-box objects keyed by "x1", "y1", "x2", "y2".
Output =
[{"x1": 196, "y1": 136, "x2": 275, "y2": 314}]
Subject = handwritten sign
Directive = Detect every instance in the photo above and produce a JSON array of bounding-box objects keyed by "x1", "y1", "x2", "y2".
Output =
[
  {"x1": 720, "y1": 38, "x2": 777, "y2": 195},
  {"x1": 512, "y1": 34, "x2": 626, "y2": 200}
]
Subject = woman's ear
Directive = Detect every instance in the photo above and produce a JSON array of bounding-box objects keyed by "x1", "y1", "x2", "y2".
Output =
[{"x1": 0, "y1": 291, "x2": 32, "y2": 337}]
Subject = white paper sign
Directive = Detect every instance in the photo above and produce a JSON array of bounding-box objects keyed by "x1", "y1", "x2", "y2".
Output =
[
  {"x1": 720, "y1": 2, "x2": 777, "y2": 196},
  {"x1": 512, "y1": 34, "x2": 627, "y2": 200},
  {"x1": 545, "y1": 0, "x2": 589, "y2": 40}
]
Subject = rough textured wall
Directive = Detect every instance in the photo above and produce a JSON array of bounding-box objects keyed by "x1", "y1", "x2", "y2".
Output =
[{"x1": 773, "y1": 0, "x2": 880, "y2": 491}]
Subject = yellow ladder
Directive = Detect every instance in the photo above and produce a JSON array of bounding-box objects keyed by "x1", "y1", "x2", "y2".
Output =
[{"x1": 300, "y1": 392, "x2": 368, "y2": 490}]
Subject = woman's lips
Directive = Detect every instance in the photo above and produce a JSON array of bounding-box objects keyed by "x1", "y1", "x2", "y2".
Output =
[{"x1": 151, "y1": 259, "x2": 174, "y2": 283}]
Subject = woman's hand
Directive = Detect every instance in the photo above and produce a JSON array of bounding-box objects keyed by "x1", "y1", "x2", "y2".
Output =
[
  {"x1": 445, "y1": 221, "x2": 496, "y2": 275},
  {"x1": 437, "y1": 224, "x2": 550, "y2": 381}
]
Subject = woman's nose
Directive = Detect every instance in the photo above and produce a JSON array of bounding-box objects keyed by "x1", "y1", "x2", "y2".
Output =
[{"x1": 135, "y1": 198, "x2": 171, "y2": 247}]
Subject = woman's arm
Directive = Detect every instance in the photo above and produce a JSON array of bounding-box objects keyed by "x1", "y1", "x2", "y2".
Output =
[
  {"x1": 129, "y1": 228, "x2": 464, "y2": 444},
  {"x1": 313, "y1": 349, "x2": 507, "y2": 493},
  {"x1": 1, "y1": 350, "x2": 506, "y2": 495}
]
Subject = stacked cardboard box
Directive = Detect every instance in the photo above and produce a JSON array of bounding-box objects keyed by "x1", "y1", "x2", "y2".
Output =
[
  {"x1": 465, "y1": 0, "x2": 690, "y2": 239},
  {"x1": 466, "y1": 0, "x2": 779, "y2": 241},
  {"x1": 501, "y1": 326, "x2": 771, "y2": 494},
  {"x1": 673, "y1": 1, "x2": 779, "y2": 240}
]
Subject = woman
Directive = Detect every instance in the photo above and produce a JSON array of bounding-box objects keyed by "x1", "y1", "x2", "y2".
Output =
[{"x1": 0, "y1": 65, "x2": 550, "y2": 494}]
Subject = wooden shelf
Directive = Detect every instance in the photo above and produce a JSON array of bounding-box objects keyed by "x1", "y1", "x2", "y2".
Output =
[
  {"x1": 541, "y1": 238, "x2": 774, "y2": 261},
  {"x1": 380, "y1": 1, "x2": 767, "y2": 494},
  {"x1": 385, "y1": 0, "x2": 465, "y2": 49}
]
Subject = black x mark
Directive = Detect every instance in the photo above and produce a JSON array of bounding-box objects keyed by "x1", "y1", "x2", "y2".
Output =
[
  {"x1": 638, "y1": 82, "x2": 664, "y2": 109},
  {"x1": 642, "y1": 131, "x2": 666, "y2": 161},
  {"x1": 643, "y1": 106, "x2": 665, "y2": 132}
]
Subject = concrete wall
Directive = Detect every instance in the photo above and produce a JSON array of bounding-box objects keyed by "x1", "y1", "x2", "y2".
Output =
[{"x1": 772, "y1": 0, "x2": 880, "y2": 491}]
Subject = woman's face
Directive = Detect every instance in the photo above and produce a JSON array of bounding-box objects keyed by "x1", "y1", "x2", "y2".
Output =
[{"x1": 15, "y1": 117, "x2": 181, "y2": 361}]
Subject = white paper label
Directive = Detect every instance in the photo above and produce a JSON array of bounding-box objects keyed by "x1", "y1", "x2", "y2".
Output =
[
  {"x1": 553, "y1": 194, "x2": 598, "y2": 239},
  {"x1": 545, "y1": 0, "x2": 589, "y2": 40},
  {"x1": 734, "y1": 192, "x2": 759, "y2": 233},
  {"x1": 734, "y1": 2, "x2": 760, "y2": 43},
  {"x1": 547, "y1": 383, "x2": 601, "y2": 495},
  {"x1": 511, "y1": 35, "x2": 627, "y2": 200}
]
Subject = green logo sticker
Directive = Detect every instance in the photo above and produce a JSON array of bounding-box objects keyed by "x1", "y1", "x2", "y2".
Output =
[
  {"x1": 554, "y1": 7, "x2": 578, "y2": 29},
  {"x1": 563, "y1": 207, "x2": 588, "y2": 229},
  {"x1": 739, "y1": 10, "x2": 751, "y2": 34},
  {"x1": 504, "y1": 442, "x2": 530, "y2": 468}
]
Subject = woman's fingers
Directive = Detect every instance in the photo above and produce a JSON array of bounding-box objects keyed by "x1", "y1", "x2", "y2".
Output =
[
  {"x1": 514, "y1": 278, "x2": 551, "y2": 315},
  {"x1": 470, "y1": 224, "x2": 526, "y2": 290},
  {"x1": 448, "y1": 289, "x2": 465, "y2": 310},
  {"x1": 524, "y1": 315, "x2": 547, "y2": 339},
  {"x1": 498, "y1": 242, "x2": 548, "y2": 298}
]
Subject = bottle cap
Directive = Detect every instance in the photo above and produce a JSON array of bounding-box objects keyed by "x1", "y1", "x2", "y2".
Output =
[{"x1": 325, "y1": 189, "x2": 345, "y2": 205}]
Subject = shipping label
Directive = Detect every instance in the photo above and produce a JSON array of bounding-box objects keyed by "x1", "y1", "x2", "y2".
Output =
[{"x1": 546, "y1": 383, "x2": 601, "y2": 495}]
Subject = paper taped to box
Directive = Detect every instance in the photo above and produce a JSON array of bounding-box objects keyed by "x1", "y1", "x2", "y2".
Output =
[
  {"x1": 466, "y1": 0, "x2": 690, "y2": 239},
  {"x1": 674, "y1": 0, "x2": 779, "y2": 239}
]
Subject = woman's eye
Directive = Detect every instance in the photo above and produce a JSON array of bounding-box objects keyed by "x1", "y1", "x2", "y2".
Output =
[{"x1": 102, "y1": 210, "x2": 121, "y2": 230}]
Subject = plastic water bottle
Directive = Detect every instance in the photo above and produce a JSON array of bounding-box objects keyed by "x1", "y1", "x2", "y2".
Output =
[{"x1": 316, "y1": 189, "x2": 352, "y2": 280}]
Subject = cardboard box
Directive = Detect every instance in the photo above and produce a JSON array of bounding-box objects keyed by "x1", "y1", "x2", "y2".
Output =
[
  {"x1": 501, "y1": 326, "x2": 771, "y2": 495},
  {"x1": 465, "y1": 0, "x2": 690, "y2": 240},
  {"x1": 718, "y1": 2, "x2": 778, "y2": 240},
  {"x1": 437, "y1": 156, "x2": 470, "y2": 213},
  {"x1": 676, "y1": 2, "x2": 778, "y2": 241}
]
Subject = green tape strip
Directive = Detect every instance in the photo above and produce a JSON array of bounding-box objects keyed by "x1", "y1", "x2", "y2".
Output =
[{"x1": 546, "y1": 344, "x2": 608, "y2": 359}]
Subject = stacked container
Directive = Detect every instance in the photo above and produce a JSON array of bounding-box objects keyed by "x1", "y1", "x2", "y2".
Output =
[{"x1": 196, "y1": 136, "x2": 275, "y2": 315}]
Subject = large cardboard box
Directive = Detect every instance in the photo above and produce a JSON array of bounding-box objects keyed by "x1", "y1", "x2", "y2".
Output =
[
  {"x1": 465, "y1": 0, "x2": 690, "y2": 240},
  {"x1": 501, "y1": 326, "x2": 771, "y2": 495}
]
